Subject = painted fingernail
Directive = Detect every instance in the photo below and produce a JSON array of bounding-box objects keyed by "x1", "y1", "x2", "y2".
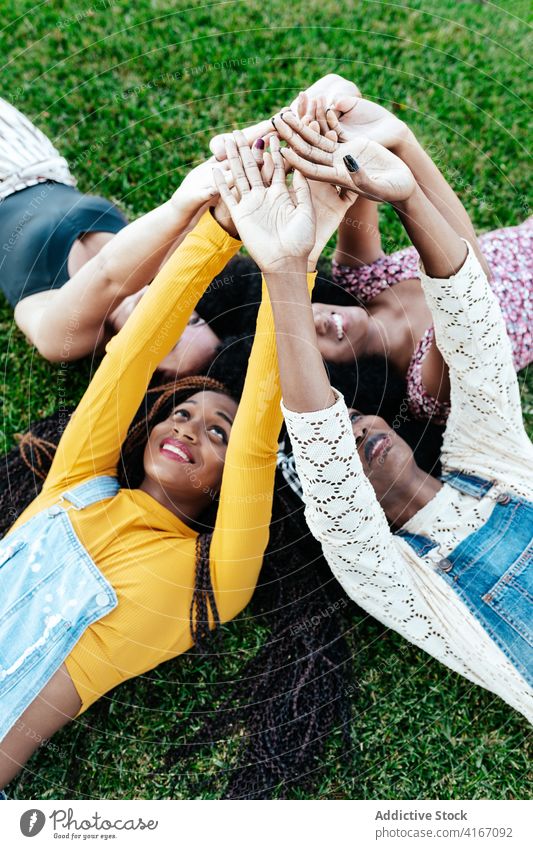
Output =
[
  {"x1": 271, "y1": 116, "x2": 277, "y2": 127},
  {"x1": 343, "y1": 155, "x2": 359, "y2": 172},
  {"x1": 254, "y1": 138, "x2": 265, "y2": 149}
]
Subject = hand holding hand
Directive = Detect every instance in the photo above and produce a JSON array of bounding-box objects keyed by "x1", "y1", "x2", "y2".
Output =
[
  {"x1": 213, "y1": 131, "x2": 316, "y2": 273},
  {"x1": 208, "y1": 73, "x2": 360, "y2": 160},
  {"x1": 324, "y1": 95, "x2": 409, "y2": 151},
  {"x1": 273, "y1": 112, "x2": 416, "y2": 204}
]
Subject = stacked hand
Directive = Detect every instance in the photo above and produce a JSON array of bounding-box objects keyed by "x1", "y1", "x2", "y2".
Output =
[
  {"x1": 272, "y1": 111, "x2": 416, "y2": 204},
  {"x1": 212, "y1": 131, "x2": 316, "y2": 273},
  {"x1": 323, "y1": 94, "x2": 409, "y2": 151},
  {"x1": 209, "y1": 73, "x2": 360, "y2": 160}
]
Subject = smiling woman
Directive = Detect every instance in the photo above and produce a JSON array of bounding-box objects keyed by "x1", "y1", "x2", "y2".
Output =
[
  {"x1": 140, "y1": 392, "x2": 238, "y2": 518},
  {"x1": 0, "y1": 192, "x2": 298, "y2": 789}
]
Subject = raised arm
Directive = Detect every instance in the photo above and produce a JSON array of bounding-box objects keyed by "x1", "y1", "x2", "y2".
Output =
[
  {"x1": 44, "y1": 210, "x2": 241, "y2": 494},
  {"x1": 207, "y1": 131, "x2": 321, "y2": 621},
  {"x1": 322, "y1": 90, "x2": 490, "y2": 277},
  {"x1": 235, "y1": 137, "x2": 407, "y2": 615},
  {"x1": 274, "y1": 114, "x2": 530, "y2": 479},
  {"x1": 16, "y1": 158, "x2": 232, "y2": 361}
]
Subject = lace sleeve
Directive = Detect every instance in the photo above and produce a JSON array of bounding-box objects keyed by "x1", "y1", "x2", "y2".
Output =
[
  {"x1": 332, "y1": 246, "x2": 420, "y2": 303},
  {"x1": 281, "y1": 391, "x2": 415, "y2": 620},
  {"x1": 420, "y1": 241, "x2": 532, "y2": 488}
]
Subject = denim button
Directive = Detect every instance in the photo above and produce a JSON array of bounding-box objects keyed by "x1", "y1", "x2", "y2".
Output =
[
  {"x1": 96, "y1": 592, "x2": 109, "y2": 607},
  {"x1": 438, "y1": 558, "x2": 453, "y2": 572},
  {"x1": 497, "y1": 493, "x2": 511, "y2": 505}
]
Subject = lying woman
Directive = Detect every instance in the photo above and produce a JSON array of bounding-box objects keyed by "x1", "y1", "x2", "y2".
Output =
[
  {"x1": 316, "y1": 94, "x2": 532, "y2": 423},
  {"x1": 0, "y1": 141, "x2": 325, "y2": 790},
  {"x1": 0, "y1": 95, "x2": 236, "y2": 370},
  {"x1": 219, "y1": 116, "x2": 532, "y2": 722},
  {"x1": 1, "y1": 79, "x2": 355, "y2": 371},
  {"x1": 215, "y1": 86, "x2": 532, "y2": 424}
]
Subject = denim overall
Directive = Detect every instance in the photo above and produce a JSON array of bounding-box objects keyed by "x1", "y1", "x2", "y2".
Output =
[
  {"x1": 396, "y1": 471, "x2": 533, "y2": 686},
  {"x1": 0, "y1": 476, "x2": 119, "y2": 742}
]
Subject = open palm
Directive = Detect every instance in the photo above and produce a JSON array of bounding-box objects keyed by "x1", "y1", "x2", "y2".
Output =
[{"x1": 213, "y1": 133, "x2": 315, "y2": 272}]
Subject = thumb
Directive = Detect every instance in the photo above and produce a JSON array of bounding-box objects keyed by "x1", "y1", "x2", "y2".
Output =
[
  {"x1": 341, "y1": 154, "x2": 379, "y2": 201},
  {"x1": 331, "y1": 95, "x2": 360, "y2": 116},
  {"x1": 292, "y1": 169, "x2": 312, "y2": 208}
]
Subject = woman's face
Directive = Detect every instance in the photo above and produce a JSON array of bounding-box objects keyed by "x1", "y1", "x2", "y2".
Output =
[
  {"x1": 156, "y1": 313, "x2": 221, "y2": 376},
  {"x1": 313, "y1": 303, "x2": 369, "y2": 363},
  {"x1": 348, "y1": 408, "x2": 417, "y2": 505},
  {"x1": 142, "y1": 390, "x2": 238, "y2": 506},
  {"x1": 109, "y1": 289, "x2": 220, "y2": 377}
]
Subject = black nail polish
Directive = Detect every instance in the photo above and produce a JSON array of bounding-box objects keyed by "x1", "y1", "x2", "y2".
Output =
[
  {"x1": 343, "y1": 154, "x2": 359, "y2": 172},
  {"x1": 271, "y1": 117, "x2": 277, "y2": 127}
]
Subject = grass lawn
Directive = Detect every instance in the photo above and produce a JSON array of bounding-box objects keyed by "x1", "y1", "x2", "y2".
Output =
[{"x1": 1, "y1": 0, "x2": 531, "y2": 799}]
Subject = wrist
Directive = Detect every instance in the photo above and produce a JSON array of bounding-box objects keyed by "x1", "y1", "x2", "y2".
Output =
[
  {"x1": 393, "y1": 125, "x2": 419, "y2": 161},
  {"x1": 168, "y1": 190, "x2": 199, "y2": 231},
  {"x1": 391, "y1": 181, "x2": 421, "y2": 215},
  {"x1": 210, "y1": 204, "x2": 239, "y2": 238},
  {"x1": 261, "y1": 256, "x2": 309, "y2": 275}
]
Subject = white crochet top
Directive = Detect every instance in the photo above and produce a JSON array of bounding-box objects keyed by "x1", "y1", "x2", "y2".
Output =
[{"x1": 282, "y1": 243, "x2": 533, "y2": 724}]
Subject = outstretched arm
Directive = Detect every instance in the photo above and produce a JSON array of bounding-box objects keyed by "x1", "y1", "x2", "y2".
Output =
[
  {"x1": 275, "y1": 115, "x2": 529, "y2": 474},
  {"x1": 323, "y1": 93, "x2": 490, "y2": 277},
  {"x1": 16, "y1": 158, "x2": 232, "y2": 361},
  {"x1": 208, "y1": 131, "x2": 320, "y2": 621}
]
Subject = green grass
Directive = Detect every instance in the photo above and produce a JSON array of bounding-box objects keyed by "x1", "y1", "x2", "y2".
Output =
[{"x1": 1, "y1": 0, "x2": 532, "y2": 799}]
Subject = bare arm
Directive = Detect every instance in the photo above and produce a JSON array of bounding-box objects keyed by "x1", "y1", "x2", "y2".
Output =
[
  {"x1": 14, "y1": 158, "x2": 230, "y2": 361},
  {"x1": 333, "y1": 195, "x2": 383, "y2": 267},
  {"x1": 393, "y1": 185, "x2": 467, "y2": 278},
  {"x1": 396, "y1": 130, "x2": 488, "y2": 277}
]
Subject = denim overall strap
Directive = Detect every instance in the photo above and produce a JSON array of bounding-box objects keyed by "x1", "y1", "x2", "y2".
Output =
[
  {"x1": 60, "y1": 475, "x2": 120, "y2": 509},
  {"x1": 440, "y1": 470, "x2": 494, "y2": 498},
  {"x1": 0, "y1": 476, "x2": 120, "y2": 742},
  {"x1": 397, "y1": 471, "x2": 496, "y2": 557},
  {"x1": 434, "y1": 495, "x2": 533, "y2": 686},
  {"x1": 394, "y1": 529, "x2": 438, "y2": 557}
]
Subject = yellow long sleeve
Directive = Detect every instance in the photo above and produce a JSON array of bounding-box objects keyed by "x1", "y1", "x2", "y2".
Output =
[{"x1": 8, "y1": 211, "x2": 316, "y2": 713}]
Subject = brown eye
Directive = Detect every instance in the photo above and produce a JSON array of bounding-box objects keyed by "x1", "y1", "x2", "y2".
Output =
[
  {"x1": 208, "y1": 424, "x2": 228, "y2": 445},
  {"x1": 188, "y1": 314, "x2": 206, "y2": 327}
]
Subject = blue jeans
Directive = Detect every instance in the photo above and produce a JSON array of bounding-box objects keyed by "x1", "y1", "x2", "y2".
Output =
[
  {"x1": 0, "y1": 476, "x2": 119, "y2": 742},
  {"x1": 396, "y1": 471, "x2": 533, "y2": 686}
]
